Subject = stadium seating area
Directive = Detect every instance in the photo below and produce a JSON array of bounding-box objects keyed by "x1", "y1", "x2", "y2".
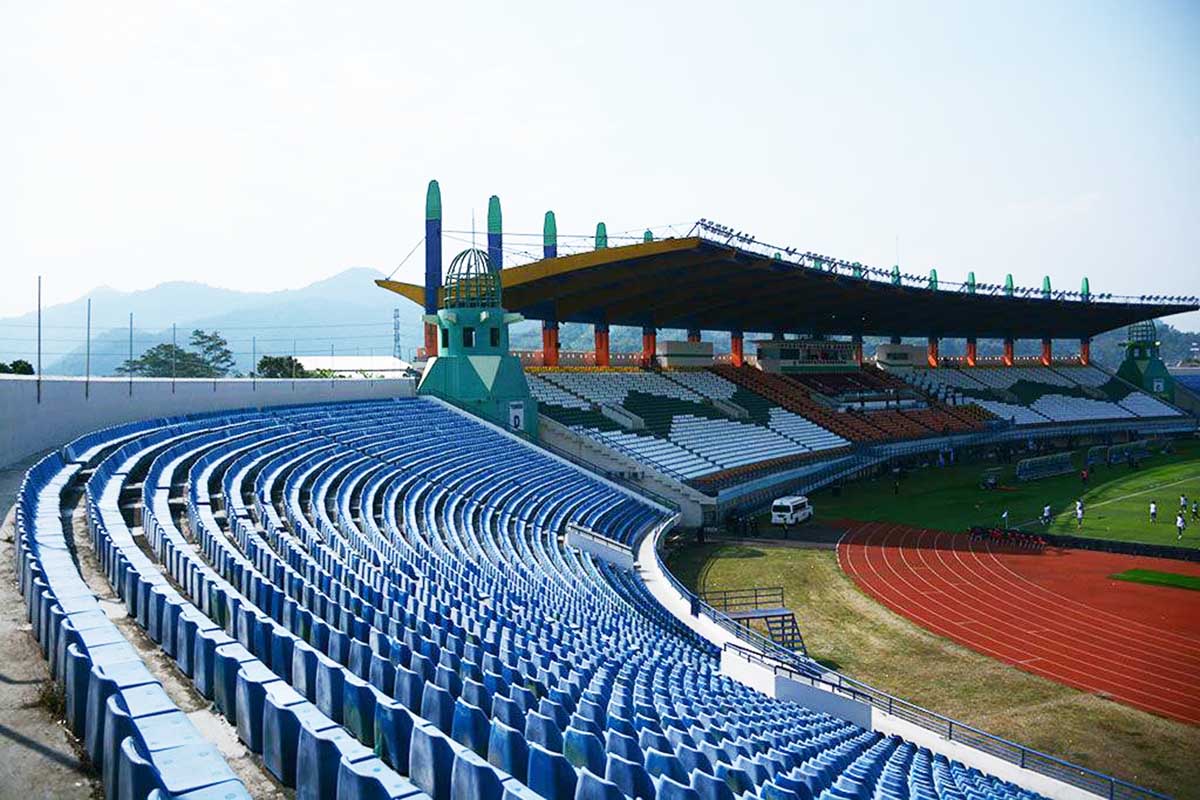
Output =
[
  {"x1": 712, "y1": 366, "x2": 986, "y2": 444},
  {"x1": 894, "y1": 363, "x2": 1183, "y2": 426},
  {"x1": 17, "y1": 397, "x2": 1049, "y2": 800},
  {"x1": 529, "y1": 370, "x2": 851, "y2": 484}
]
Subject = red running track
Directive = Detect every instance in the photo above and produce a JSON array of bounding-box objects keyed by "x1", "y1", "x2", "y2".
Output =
[{"x1": 837, "y1": 521, "x2": 1200, "y2": 724}]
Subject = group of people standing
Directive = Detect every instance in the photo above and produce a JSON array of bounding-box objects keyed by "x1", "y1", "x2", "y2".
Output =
[{"x1": 1149, "y1": 494, "x2": 1197, "y2": 540}]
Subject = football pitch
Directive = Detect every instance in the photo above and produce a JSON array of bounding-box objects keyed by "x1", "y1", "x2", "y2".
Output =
[{"x1": 808, "y1": 438, "x2": 1200, "y2": 547}]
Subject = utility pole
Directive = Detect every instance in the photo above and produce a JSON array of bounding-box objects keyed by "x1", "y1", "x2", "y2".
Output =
[
  {"x1": 85, "y1": 298, "x2": 91, "y2": 399},
  {"x1": 36, "y1": 276, "x2": 42, "y2": 403},
  {"x1": 128, "y1": 313, "x2": 133, "y2": 397}
]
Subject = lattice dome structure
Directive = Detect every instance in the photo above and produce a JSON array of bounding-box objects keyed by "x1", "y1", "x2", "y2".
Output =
[
  {"x1": 442, "y1": 247, "x2": 501, "y2": 309},
  {"x1": 1127, "y1": 319, "x2": 1157, "y2": 345}
]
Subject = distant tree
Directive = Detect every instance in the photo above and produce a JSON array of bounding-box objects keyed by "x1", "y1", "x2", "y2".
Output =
[
  {"x1": 116, "y1": 343, "x2": 211, "y2": 377},
  {"x1": 190, "y1": 330, "x2": 235, "y2": 376},
  {"x1": 0, "y1": 362, "x2": 11, "y2": 374},
  {"x1": 9, "y1": 359, "x2": 34, "y2": 375},
  {"x1": 256, "y1": 355, "x2": 309, "y2": 379}
]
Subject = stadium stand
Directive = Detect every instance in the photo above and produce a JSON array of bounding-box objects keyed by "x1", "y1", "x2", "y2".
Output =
[
  {"x1": 893, "y1": 363, "x2": 1183, "y2": 426},
  {"x1": 530, "y1": 369, "x2": 852, "y2": 485},
  {"x1": 16, "y1": 397, "x2": 1051, "y2": 800}
]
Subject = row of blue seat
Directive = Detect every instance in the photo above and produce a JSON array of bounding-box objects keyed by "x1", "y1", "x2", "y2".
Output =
[{"x1": 20, "y1": 397, "x2": 1048, "y2": 800}]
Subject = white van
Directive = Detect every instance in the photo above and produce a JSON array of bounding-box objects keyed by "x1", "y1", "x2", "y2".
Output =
[{"x1": 771, "y1": 495, "x2": 813, "y2": 525}]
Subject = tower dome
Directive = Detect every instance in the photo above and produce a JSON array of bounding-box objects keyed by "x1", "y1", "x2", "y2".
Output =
[
  {"x1": 1127, "y1": 319, "x2": 1156, "y2": 345},
  {"x1": 442, "y1": 248, "x2": 501, "y2": 309}
]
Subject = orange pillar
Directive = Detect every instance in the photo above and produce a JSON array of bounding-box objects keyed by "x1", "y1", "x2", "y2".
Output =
[
  {"x1": 641, "y1": 326, "x2": 657, "y2": 368},
  {"x1": 594, "y1": 323, "x2": 610, "y2": 367},
  {"x1": 852, "y1": 335, "x2": 863, "y2": 366},
  {"x1": 1003, "y1": 338, "x2": 1014, "y2": 366},
  {"x1": 966, "y1": 338, "x2": 977, "y2": 367},
  {"x1": 1041, "y1": 338, "x2": 1052, "y2": 366},
  {"x1": 686, "y1": 328, "x2": 701, "y2": 343},
  {"x1": 1080, "y1": 337, "x2": 1091, "y2": 366},
  {"x1": 542, "y1": 321, "x2": 559, "y2": 367},
  {"x1": 731, "y1": 331, "x2": 744, "y2": 367},
  {"x1": 927, "y1": 337, "x2": 939, "y2": 368},
  {"x1": 423, "y1": 322, "x2": 438, "y2": 358}
]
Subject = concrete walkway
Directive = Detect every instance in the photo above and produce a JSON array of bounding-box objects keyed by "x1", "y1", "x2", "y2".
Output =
[{"x1": 0, "y1": 455, "x2": 97, "y2": 800}]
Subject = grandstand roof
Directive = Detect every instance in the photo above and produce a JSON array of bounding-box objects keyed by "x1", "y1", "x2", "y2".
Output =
[{"x1": 378, "y1": 236, "x2": 1197, "y2": 339}]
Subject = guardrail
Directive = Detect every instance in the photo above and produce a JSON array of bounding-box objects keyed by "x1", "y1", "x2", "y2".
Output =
[
  {"x1": 700, "y1": 585, "x2": 784, "y2": 614},
  {"x1": 652, "y1": 528, "x2": 1167, "y2": 800}
]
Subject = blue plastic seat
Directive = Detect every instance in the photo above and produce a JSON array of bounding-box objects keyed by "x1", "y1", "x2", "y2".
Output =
[
  {"x1": 421, "y1": 682, "x2": 455, "y2": 734},
  {"x1": 486, "y1": 719, "x2": 528, "y2": 783},
  {"x1": 605, "y1": 752, "x2": 655, "y2": 800},
  {"x1": 527, "y1": 742, "x2": 577, "y2": 800},
  {"x1": 450, "y1": 750, "x2": 507, "y2": 800},
  {"x1": 410, "y1": 724, "x2": 457, "y2": 800},
  {"x1": 574, "y1": 769, "x2": 625, "y2": 800},
  {"x1": 563, "y1": 726, "x2": 605, "y2": 775},
  {"x1": 450, "y1": 698, "x2": 490, "y2": 756},
  {"x1": 524, "y1": 710, "x2": 563, "y2": 753},
  {"x1": 691, "y1": 771, "x2": 735, "y2": 800}
]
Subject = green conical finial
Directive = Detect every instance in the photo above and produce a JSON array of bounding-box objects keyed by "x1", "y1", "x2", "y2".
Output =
[
  {"x1": 773, "y1": 252, "x2": 782, "y2": 261},
  {"x1": 929, "y1": 268, "x2": 938, "y2": 291},
  {"x1": 1042, "y1": 275, "x2": 1052, "y2": 298},
  {"x1": 851, "y1": 262, "x2": 863, "y2": 278},
  {"x1": 595, "y1": 222, "x2": 608, "y2": 249},
  {"x1": 487, "y1": 195, "x2": 501, "y2": 234},
  {"x1": 966, "y1": 271, "x2": 976, "y2": 293},
  {"x1": 425, "y1": 180, "x2": 441, "y2": 220},
  {"x1": 643, "y1": 229, "x2": 654, "y2": 242},
  {"x1": 543, "y1": 211, "x2": 557, "y2": 248},
  {"x1": 1081, "y1": 276, "x2": 1090, "y2": 299},
  {"x1": 891, "y1": 265, "x2": 901, "y2": 285},
  {"x1": 1004, "y1": 274, "x2": 1014, "y2": 296}
]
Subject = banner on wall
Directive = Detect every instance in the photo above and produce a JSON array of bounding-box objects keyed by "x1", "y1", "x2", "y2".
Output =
[{"x1": 508, "y1": 400, "x2": 525, "y2": 431}]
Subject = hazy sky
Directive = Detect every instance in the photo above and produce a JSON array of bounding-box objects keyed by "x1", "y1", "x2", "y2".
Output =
[{"x1": 2, "y1": 2, "x2": 1198, "y2": 327}]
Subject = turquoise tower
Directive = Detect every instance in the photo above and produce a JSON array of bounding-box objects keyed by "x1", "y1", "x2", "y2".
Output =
[
  {"x1": 417, "y1": 248, "x2": 539, "y2": 438},
  {"x1": 1116, "y1": 320, "x2": 1175, "y2": 403}
]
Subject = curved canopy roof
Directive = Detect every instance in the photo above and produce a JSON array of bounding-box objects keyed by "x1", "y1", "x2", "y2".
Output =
[{"x1": 378, "y1": 237, "x2": 1196, "y2": 340}]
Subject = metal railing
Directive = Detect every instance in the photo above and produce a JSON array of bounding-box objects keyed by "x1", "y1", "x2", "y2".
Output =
[
  {"x1": 690, "y1": 219, "x2": 1199, "y2": 308},
  {"x1": 700, "y1": 585, "x2": 784, "y2": 614},
  {"x1": 653, "y1": 521, "x2": 1168, "y2": 799},
  {"x1": 723, "y1": 643, "x2": 1169, "y2": 800}
]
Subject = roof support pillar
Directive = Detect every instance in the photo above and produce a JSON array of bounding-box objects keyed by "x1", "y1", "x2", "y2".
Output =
[
  {"x1": 641, "y1": 326, "x2": 657, "y2": 368},
  {"x1": 423, "y1": 180, "x2": 442, "y2": 357},
  {"x1": 731, "y1": 331, "x2": 744, "y2": 368},
  {"x1": 1003, "y1": 338, "x2": 1014, "y2": 367},
  {"x1": 966, "y1": 338, "x2": 977, "y2": 367},
  {"x1": 852, "y1": 334, "x2": 863, "y2": 367},
  {"x1": 1041, "y1": 337, "x2": 1052, "y2": 367},
  {"x1": 542, "y1": 320, "x2": 559, "y2": 367},
  {"x1": 686, "y1": 328, "x2": 701, "y2": 343},
  {"x1": 487, "y1": 195, "x2": 502, "y2": 272},
  {"x1": 1080, "y1": 337, "x2": 1091, "y2": 366},
  {"x1": 890, "y1": 335, "x2": 902, "y2": 345},
  {"x1": 927, "y1": 337, "x2": 939, "y2": 368},
  {"x1": 594, "y1": 322, "x2": 610, "y2": 368}
]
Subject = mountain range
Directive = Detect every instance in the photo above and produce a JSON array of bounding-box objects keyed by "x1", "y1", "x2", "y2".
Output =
[{"x1": 2, "y1": 269, "x2": 1195, "y2": 376}]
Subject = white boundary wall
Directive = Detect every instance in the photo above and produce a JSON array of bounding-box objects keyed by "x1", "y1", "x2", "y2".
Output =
[{"x1": 0, "y1": 375, "x2": 416, "y2": 468}]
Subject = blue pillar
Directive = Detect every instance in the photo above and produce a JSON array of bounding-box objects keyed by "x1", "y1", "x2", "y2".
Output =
[
  {"x1": 487, "y1": 195, "x2": 502, "y2": 272},
  {"x1": 424, "y1": 180, "x2": 442, "y2": 357},
  {"x1": 543, "y1": 211, "x2": 557, "y2": 259}
]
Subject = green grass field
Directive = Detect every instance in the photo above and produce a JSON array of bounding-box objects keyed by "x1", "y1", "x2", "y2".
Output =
[
  {"x1": 804, "y1": 438, "x2": 1200, "y2": 547},
  {"x1": 1110, "y1": 568, "x2": 1200, "y2": 592},
  {"x1": 667, "y1": 543, "x2": 1200, "y2": 798}
]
